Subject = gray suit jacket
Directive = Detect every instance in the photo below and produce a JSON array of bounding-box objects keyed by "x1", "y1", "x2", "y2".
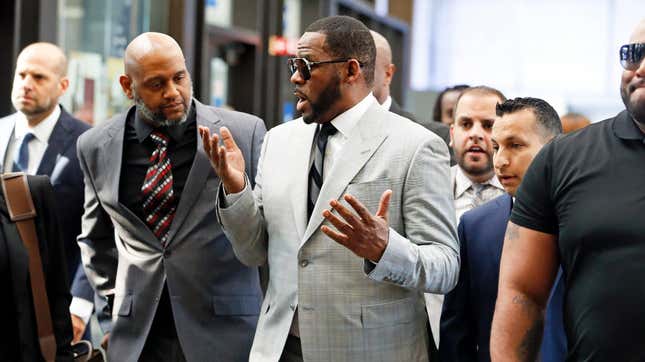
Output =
[
  {"x1": 218, "y1": 101, "x2": 459, "y2": 362},
  {"x1": 77, "y1": 100, "x2": 265, "y2": 361}
]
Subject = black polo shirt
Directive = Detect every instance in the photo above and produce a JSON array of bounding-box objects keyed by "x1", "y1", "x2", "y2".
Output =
[{"x1": 510, "y1": 110, "x2": 645, "y2": 360}]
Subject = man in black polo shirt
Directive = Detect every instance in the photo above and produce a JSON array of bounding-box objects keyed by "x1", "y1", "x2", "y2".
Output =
[{"x1": 490, "y1": 19, "x2": 645, "y2": 361}]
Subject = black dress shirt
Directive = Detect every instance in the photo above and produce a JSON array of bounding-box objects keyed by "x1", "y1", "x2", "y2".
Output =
[
  {"x1": 119, "y1": 104, "x2": 197, "y2": 223},
  {"x1": 118, "y1": 103, "x2": 197, "y2": 339}
]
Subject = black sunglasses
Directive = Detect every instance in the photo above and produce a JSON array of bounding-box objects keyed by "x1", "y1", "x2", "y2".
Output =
[
  {"x1": 287, "y1": 57, "x2": 351, "y2": 80},
  {"x1": 620, "y1": 43, "x2": 645, "y2": 71}
]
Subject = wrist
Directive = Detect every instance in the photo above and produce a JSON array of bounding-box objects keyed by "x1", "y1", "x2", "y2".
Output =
[{"x1": 223, "y1": 177, "x2": 245, "y2": 194}]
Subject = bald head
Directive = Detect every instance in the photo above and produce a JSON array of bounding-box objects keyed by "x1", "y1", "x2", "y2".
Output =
[
  {"x1": 629, "y1": 18, "x2": 645, "y2": 43},
  {"x1": 17, "y1": 42, "x2": 67, "y2": 77},
  {"x1": 124, "y1": 32, "x2": 185, "y2": 77},
  {"x1": 12, "y1": 42, "x2": 69, "y2": 124},
  {"x1": 561, "y1": 113, "x2": 590, "y2": 133},
  {"x1": 119, "y1": 32, "x2": 193, "y2": 128},
  {"x1": 370, "y1": 30, "x2": 396, "y2": 104},
  {"x1": 371, "y1": 30, "x2": 392, "y2": 65}
]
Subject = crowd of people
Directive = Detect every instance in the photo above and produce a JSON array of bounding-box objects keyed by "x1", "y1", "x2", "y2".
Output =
[{"x1": 0, "y1": 13, "x2": 643, "y2": 362}]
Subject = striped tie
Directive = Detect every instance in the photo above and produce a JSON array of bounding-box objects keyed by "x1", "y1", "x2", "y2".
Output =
[
  {"x1": 141, "y1": 130, "x2": 177, "y2": 246},
  {"x1": 308, "y1": 122, "x2": 337, "y2": 218}
]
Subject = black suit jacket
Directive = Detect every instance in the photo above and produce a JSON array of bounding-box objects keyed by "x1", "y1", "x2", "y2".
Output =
[
  {"x1": 389, "y1": 99, "x2": 456, "y2": 165},
  {"x1": 1, "y1": 175, "x2": 73, "y2": 361},
  {"x1": 0, "y1": 108, "x2": 93, "y2": 302}
]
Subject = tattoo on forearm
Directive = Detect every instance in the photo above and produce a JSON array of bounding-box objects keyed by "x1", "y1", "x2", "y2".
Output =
[
  {"x1": 511, "y1": 295, "x2": 543, "y2": 361},
  {"x1": 518, "y1": 318, "x2": 544, "y2": 362},
  {"x1": 505, "y1": 223, "x2": 520, "y2": 242}
]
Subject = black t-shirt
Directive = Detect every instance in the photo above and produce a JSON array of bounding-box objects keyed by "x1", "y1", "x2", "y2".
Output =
[{"x1": 511, "y1": 110, "x2": 645, "y2": 361}]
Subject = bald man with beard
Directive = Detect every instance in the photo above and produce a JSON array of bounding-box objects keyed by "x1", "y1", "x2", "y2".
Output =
[{"x1": 76, "y1": 32, "x2": 266, "y2": 361}]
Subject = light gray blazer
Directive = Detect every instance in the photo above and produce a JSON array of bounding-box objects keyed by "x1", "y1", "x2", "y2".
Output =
[
  {"x1": 76, "y1": 100, "x2": 266, "y2": 361},
  {"x1": 217, "y1": 102, "x2": 459, "y2": 362}
]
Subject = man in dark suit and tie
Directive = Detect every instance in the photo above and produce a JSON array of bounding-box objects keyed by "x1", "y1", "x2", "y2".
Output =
[
  {"x1": 369, "y1": 30, "x2": 455, "y2": 165},
  {"x1": 0, "y1": 42, "x2": 96, "y2": 342},
  {"x1": 76, "y1": 32, "x2": 265, "y2": 361},
  {"x1": 440, "y1": 97, "x2": 566, "y2": 361}
]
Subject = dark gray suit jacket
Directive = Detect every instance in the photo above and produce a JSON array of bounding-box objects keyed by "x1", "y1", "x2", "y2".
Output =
[{"x1": 77, "y1": 100, "x2": 265, "y2": 361}]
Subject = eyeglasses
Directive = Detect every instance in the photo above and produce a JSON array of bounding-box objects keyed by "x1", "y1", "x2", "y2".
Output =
[
  {"x1": 620, "y1": 43, "x2": 645, "y2": 71},
  {"x1": 287, "y1": 57, "x2": 351, "y2": 80}
]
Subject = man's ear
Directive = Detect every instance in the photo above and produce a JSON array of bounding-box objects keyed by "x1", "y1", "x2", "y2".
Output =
[
  {"x1": 58, "y1": 76, "x2": 70, "y2": 95},
  {"x1": 449, "y1": 124, "x2": 455, "y2": 147},
  {"x1": 346, "y1": 59, "x2": 362, "y2": 83},
  {"x1": 384, "y1": 63, "x2": 396, "y2": 86},
  {"x1": 119, "y1": 75, "x2": 134, "y2": 99}
]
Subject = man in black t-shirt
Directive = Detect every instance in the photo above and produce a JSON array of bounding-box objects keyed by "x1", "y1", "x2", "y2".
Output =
[{"x1": 490, "y1": 19, "x2": 645, "y2": 361}]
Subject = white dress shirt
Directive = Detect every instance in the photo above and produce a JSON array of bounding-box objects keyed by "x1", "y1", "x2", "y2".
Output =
[
  {"x1": 313, "y1": 93, "x2": 375, "y2": 181},
  {"x1": 380, "y1": 95, "x2": 392, "y2": 111},
  {"x1": 452, "y1": 165, "x2": 505, "y2": 221},
  {"x1": 4, "y1": 106, "x2": 61, "y2": 174}
]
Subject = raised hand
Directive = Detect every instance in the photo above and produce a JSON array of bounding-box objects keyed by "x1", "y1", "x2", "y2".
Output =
[
  {"x1": 199, "y1": 126, "x2": 246, "y2": 193},
  {"x1": 321, "y1": 190, "x2": 392, "y2": 262}
]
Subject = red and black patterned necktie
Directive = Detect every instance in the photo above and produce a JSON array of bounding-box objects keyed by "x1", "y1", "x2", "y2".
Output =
[{"x1": 141, "y1": 130, "x2": 176, "y2": 246}]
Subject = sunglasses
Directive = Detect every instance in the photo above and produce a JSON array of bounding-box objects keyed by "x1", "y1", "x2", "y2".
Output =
[
  {"x1": 620, "y1": 43, "x2": 645, "y2": 71},
  {"x1": 287, "y1": 57, "x2": 352, "y2": 80}
]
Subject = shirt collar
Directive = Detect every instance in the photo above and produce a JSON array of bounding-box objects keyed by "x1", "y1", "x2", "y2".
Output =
[
  {"x1": 328, "y1": 93, "x2": 375, "y2": 138},
  {"x1": 133, "y1": 100, "x2": 196, "y2": 143},
  {"x1": 612, "y1": 109, "x2": 645, "y2": 141},
  {"x1": 453, "y1": 165, "x2": 504, "y2": 198},
  {"x1": 381, "y1": 96, "x2": 393, "y2": 111},
  {"x1": 14, "y1": 105, "x2": 61, "y2": 143}
]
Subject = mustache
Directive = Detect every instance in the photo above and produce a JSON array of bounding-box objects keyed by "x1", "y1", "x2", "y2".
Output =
[
  {"x1": 294, "y1": 89, "x2": 308, "y2": 100},
  {"x1": 629, "y1": 80, "x2": 645, "y2": 92}
]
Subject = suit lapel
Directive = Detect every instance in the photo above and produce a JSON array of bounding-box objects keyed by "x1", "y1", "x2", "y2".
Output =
[
  {"x1": 0, "y1": 115, "x2": 17, "y2": 173},
  {"x1": 36, "y1": 110, "x2": 73, "y2": 177},
  {"x1": 301, "y1": 103, "x2": 389, "y2": 246},
  {"x1": 164, "y1": 101, "x2": 220, "y2": 245},
  {"x1": 289, "y1": 121, "x2": 317, "y2": 240},
  {"x1": 491, "y1": 194, "x2": 513, "y2": 263}
]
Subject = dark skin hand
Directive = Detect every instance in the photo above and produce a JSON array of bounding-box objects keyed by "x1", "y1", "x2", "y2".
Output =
[{"x1": 321, "y1": 190, "x2": 392, "y2": 262}]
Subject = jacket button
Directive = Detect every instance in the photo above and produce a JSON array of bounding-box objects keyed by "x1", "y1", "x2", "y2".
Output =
[{"x1": 300, "y1": 259, "x2": 309, "y2": 267}]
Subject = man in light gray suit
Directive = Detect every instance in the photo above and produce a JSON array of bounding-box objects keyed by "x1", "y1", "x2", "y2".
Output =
[
  {"x1": 76, "y1": 32, "x2": 265, "y2": 361},
  {"x1": 200, "y1": 16, "x2": 459, "y2": 362}
]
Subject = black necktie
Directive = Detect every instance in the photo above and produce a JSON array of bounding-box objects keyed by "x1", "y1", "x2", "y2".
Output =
[{"x1": 307, "y1": 122, "x2": 337, "y2": 219}]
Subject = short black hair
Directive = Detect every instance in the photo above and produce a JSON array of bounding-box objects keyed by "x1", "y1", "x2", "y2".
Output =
[
  {"x1": 305, "y1": 15, "x2": 376, "y2": 87},
  {"x1": 496, "y1": 97, "x2": 563, "y2": 140},
  {"x1": 432, "y1": 84, "x2": 469, "y2": 123}
]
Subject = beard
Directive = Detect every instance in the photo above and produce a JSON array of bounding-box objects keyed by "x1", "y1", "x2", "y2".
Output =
[
  {"x1": 621, "y1": 82, "x2": 645, "y2": 125},
  {"x1": 133, "y1": 85, "x2": 193, "y2": 127},
  {"x1": 302, "y1": 74, "x2": 341, "y2": 125},
  {"x1": 457, "y1": 152, "x2": 493, "y2": 177}
]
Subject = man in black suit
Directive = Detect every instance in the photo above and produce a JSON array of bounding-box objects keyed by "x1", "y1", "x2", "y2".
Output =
[
  {"x1": 0, "y1": 174, "x2": 74, "y2": 361},
  {"x1": 370, "y1": 30, "x2": 455, "y2": 165},
  {"x1": 0, "y1": 42, "x2": 95, "y2": 342}
]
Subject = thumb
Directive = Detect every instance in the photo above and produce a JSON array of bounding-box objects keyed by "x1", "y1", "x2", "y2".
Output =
[{"x1": 376, "y1": 189, "x2": 392, "y2": 221}]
